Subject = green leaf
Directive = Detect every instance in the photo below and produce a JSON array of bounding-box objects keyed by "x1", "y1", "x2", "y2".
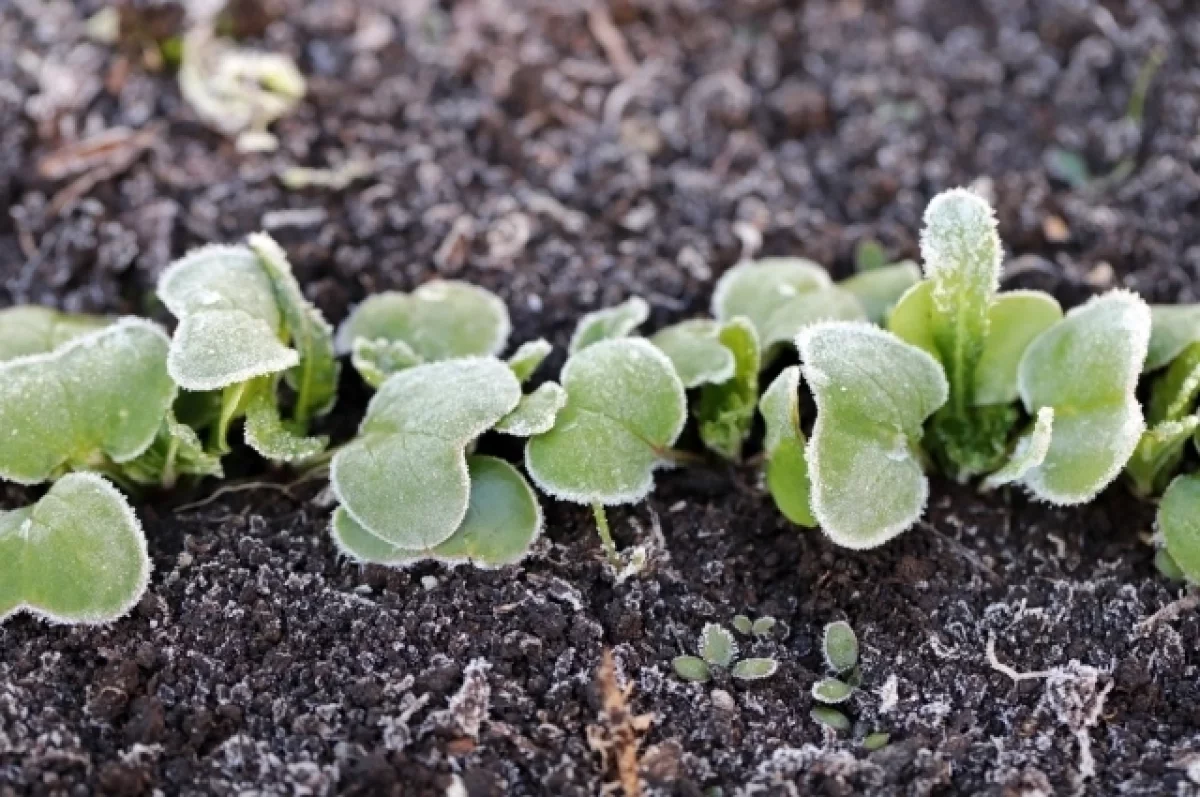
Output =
[
  {"x1": 699, "y1": 623, "x2": 738, "y2": 667},
  {"x1": 823, "y1": 621, "x2": 859, "y2": 673},
  {"x1": 751, "y1": 616, "x2": 777, "y2": 636},
  {"x1": 507, "y1": 339, "x2": 553, "y2": 383},
  {"x1": 650, "y1": 320, "x2": 736, "y2": 388},
  {"x1": 336, "y1": 281, "x2": 511, "y2": 362},
  {"x1": 711, "y1": 258, "x2": 832, "y2": 339},
  {"x1": 854, "y1": 240, "x2": 889, "y2": 273},
  {"x1": 974, "y1": 291, "x2": 1063, "y2": 406},
  {"x1": 1155, "y1": 548, "x2": 1186, "y2": 582},
  {"x1": 243, "y1": 382, "x2": 328, "y2": 462},
  {"x1": 351, "y1": 337, "x2": 422, "y2": 389},
  {"x1": 731, "y1": 658, "x2": 778, "y2": 681},
  {"x1": 525, "y1": 339, "x2": 687, "y2": 505},
  {"x1": 887, "y1": 281, "x2": 937, "y2": 357},
  {"x1": 331, "y1": 358, "x2": 522, "y2": 548},
  {"x1": 759, "y1": 367, "x2": 815, "y2": 527},
  {"x1": 812, "y1": 678, "x2": 854, "y2": 704},
  {"x1": 495, "y1": 383, "x2": 567, "y2": 437},
  {"x1": 569, "y1": 297, "x2": 649, "y2": 354},
  {"x1": 799, "y1": 323, "x2": 948, "y2": 548},
  {"x1": 331, "y1": 456, "x2": 542, "y2": 568},
  {"x1": 1015, "y1": 291, "x2": 1150, "y2": 504},
  {"x1": 840, "y1": 261, "x2": 921, "y2": 324},
  {"x1": 810, "y1": 707, "x2": 850, "y2": 732},
  {"x1": 121, "y1": 412, "x2": 224, "y2": 487},
  {"x1": 863, "y1": 732, "x2": 891, "y2": 751},
  {"x1": 1145, "y1": 304, "x2": 1200, "y2": 372},
  {"x1": 982, "y1": 407, "x2": 1054, "y2": 490},
  {"x1": 697, "y1": 319, "x2": 761, "y2": 460},
  {"x1": 1126, "y1": 417, "x2": 1200, "y2": 498},
  {"x1": 0, "y1": 319, "x2": 177, "y2": 485},
  {"x1": 158, "y1": 244, "x2": 298, "y2": 391},
  {"x1": 758, "y1": 287, "x2": 867, "y2": 357},
  {"x1": 1157, "y1": 473, "x2": 1200, "y2": 583},
  {"x1": 732, "y1": 614, "x2": 753, "y2": 634},
  {"x1": 672, "y1": 655, "x2": 711, "y2": 683},
  {"x1": 1147, "y1": 342, "x2": 1200, "y2": 425},
  {"x1": 0, "y1": 473, "x2": 149, "y2": 625},
  {"x1": 0, "y1": 306, "x2": 108, "y2": 362}
]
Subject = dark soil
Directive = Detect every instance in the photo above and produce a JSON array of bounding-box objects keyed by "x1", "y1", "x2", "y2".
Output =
[{"x1": 3, "y1": 0, "x2": 1200, "y2": 794}]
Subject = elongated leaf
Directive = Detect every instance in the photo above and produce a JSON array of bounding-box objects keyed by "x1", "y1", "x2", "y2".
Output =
[
  {"x1": 982, "y1": 407, "x2": 1054, "y2": 490},
  {"x1": 811, "y1": 707, "x2": 850, "y2": 732},
  {"x1": 1015, "y1": 291, "x2": 1150, "y2": 504},
  {"x1": 759, "y1": 367, "x2": 815, "y2": 527},
  {"x1": 244, "y1": 384, "x2": 328, "y2": 462},
  {"x1": 0, "y1": 319, "x2": 177, "y2": 485},
  {"x1": 0, "y1": 473, "x2": 149, "y2": 625},
  {"x1": 336, "y1": 281, "x2": 511, "y2": 362},
  {"x1": 1157, "y1": 473, "x2": 1200, "y2": 583},
  {"x1": 711, "y1": 257, "x2": 832, "y2": 338},
  {"x1": 351, "y1": 337, "x2": 422, "y2": 389},
  {"x1": 1145, "y1": 304, "x2": 1200, "y2": 372},
  {"x1": 508, "y1": 339, "x2": 552, "y2": 383},
  {"x1": 840, "y1": 261, "x2": 921, "y2": 324},
  {"x1": 0, "y1": 307, "x2": 108, "y2": 362},
  {"x1": 672, "y1": 655, "x2": 711, "y2": 683},
  {"x1": 495, "y1": 382, "x2": 567, "y2": 437},
  {"x1": 331, "y1": 358, "x2": 522, "y2": 548},
  {"x1": 569, "y1": 297, "x2": 649, "y2": 354},
  {"x1": 731, "y1": 658, "x2": 778, "y2": 681},
  {"x1": 526, "y1": 339, "x2": 687, "y2": 505},
  {"x1": 823, "y1": 621, "x2": 859, "y2": 673},
  {"x1": 799, "y1": 323, "x2": 948, "y2": 549},
  {"x1": 332, "y1": 456, "x2": 542, "y2": 569},
  {"x1": 1147, "y1": 342, "x2": 1200, "y2": 425},
  {"x1": 812, "y1": 678, "x2": 854, "y2": 704},
  {"x1": 974, "y1": 291, "x2": 1063, "y2": 406},
  {"x1": 650, "y1": 320, "x2": 736, "y2": 388},
  {"x1": 1126, "y1": 417, "x2": 1200, "y2": 498},
  {"x1": 759, "y1": 287, "x2": 866, "y2": 355},
  {"x1": 697, "y1": 319, "x2": 761, "y2": 460},
  {"x1": 699, "y1": 623, "x2": 738, "y2": 668}
]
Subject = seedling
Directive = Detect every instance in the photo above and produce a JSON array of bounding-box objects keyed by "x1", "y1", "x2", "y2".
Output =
[
  {"x1": 811, "y1": 621, "x2": 861, "y2": 721},
  {"x1": 863, "y1": 732, "x2": 891, "y2": 751},
  {"x1": 1153, "y1": 474, "x2": 1200, "y2": 584},
  {"x1": 0, "y1": 473, "x2": 150, "y2": 625},
  {"x1": 507, "y1": 339, "x2": 553, "y2": 383},
  {"x1": 759, "y1": 366, "x2": 815, "y2": 527},
  {"x1": 672, "y1": 623, "x2": 779, "y2": 683},
  {"x1": 0, "y1": 306, "x2": 108, "y2": 362},
  {"x1": 732, "y1": 614, "x2": 778, "y2": 637},
  {"x1": 799, "y1": 323, "x2": 948, "y2": 548},
  {"x1": 526, "y1": 338, "x2": 686, "y2": 566}
]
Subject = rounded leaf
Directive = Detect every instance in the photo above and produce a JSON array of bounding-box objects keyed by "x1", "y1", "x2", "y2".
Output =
[
  {"x1": 1146, "y1": 304, "x2": 1200, "y2": 372},
  {"x1": 672, "y1": 655, "x2": 711, "y2": 683},
  {"x1": 650, "y1": 319, "x2": 736, "y2": 388},
  {"x1": 699, "y1": 623, "x2": 738, "y2": 668},
  {"x1": 507, "y1": 338, "x2": 553, "y2": 383},
  {"x1": 495, "y1": 382, "x2": 567, "y2": 437},
  {"x1": 974, "y1": 291, "x2": 1063, "y2": 406},
  {"x1": 823, "y1": 620, "x2": 859, "y2": 673},
  {"x1": 760, "y1": 367, "x2": 816, "y2": 527},
  {"x1": 981, "y1": 407, "x2": 1054, "y2": 491},
  {"x1": 810, "y1": 707, "x2": 851, "y2": 732},
  {"x1": 711, "y1": 257, "x2": 832, "y2": 337},
  {"x1": 1158, "y1": 474, "x2": 1200, "y2": 584},
  {"x1": 731, "y1": 658, "x2": 779, "y2": 681},
  {"x1": 569, "y1": 297, "x2": 649, "y2": 355},
  {"x1": 812, "y1": 678, "x2": 854, "y2": 703}
]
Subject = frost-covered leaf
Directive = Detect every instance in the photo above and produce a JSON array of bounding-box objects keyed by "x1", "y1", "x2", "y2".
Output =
[
  {"x1": 732, "y1": 614, "x2": 753, "y2": 635},
  {"x1": 712, "y1": 257, "x2": 832, "y2": 339},
  {"x1": 840, "y1": 261, "x2": 922, "y2": 324},
  {"x1": 331, "y1": 358, "x2": 522, "y2": 549},
  {"x1": 697, "y1": 319, "x2": 761, "y2": 460},
  {"x1": 758, "y1": 287, "x2": 866, "y2": 356},
  {"x1": 351, "y1": 338, "x2": 422, "y2": 389},
  {"x1": 1145, "y1": 304, "x2": 1200, "y2": 372},
  {"x1": 1126, "y1": 417, "x2": 1200, "y2": 498},
  {"x1": 974, "y1": 292, "x2": 1063, "y2": 405},
  {"x1": 699, "y1": 623, "x2": 738, "y2": 667},
  {"x1": 525, "y1": 339, "x2": 686, "y2": 505},
  {"x1": 751, "y1": 617, "x2": 777, "y2": 636},
  {"x1": 336, "y1": 281, "x2": 511, "y2": 363},
  {"x1": 799, "y1": 323, "x2": 948, "y2": 549},
  {"x1": 812, "y1": 678, "x2": 854, "y2": 704},
  {"x1": 495, "y1": 382, "x2": 566, "y2": 437},
  {"x1": 650, "y1": 320, "x2": 736, "y2": 389},
  {"x1": 982, "y1": 407, "x2": 1054, "y2": 491},
  {"x1": 0, "y1": 306, "x2": 108, "y2": 362},
  {"x1": 1147, "y1": 343, "x2": 1200, "y2": 425},
  {"x1": 158, "y1": 244, "x2": 298, "y2": 391},
  {"x1": 811, "y1": 707, "x2": 850, "y2": 732},
  {"x1": 0, "y1": 319, "x2": 177, "y2": 485},
  {"x1": 0, "y1": 473, "x2": 149, "y2": 625},
  {"x1": 331, "y1": 456, "x2": 542, "y2": 569},
  {"x1": 122, "y1": 412, "x2": 223, "y2": 487},
  {"x1": 507, "y1": 338, "x2": 552, "y2": 383},
  {"x1": 569, "y1": 297, "x2": 649, "y2": 355},
  {"x1": 759, "y1": 367, "x2": 815, "y2": 527},
  {"x1": 863, "y1": 732, "x2": 891, "y2": 751},
  {"x1": 1157, "y1": 473, "x2": 1200, "y2": 583},
  {"x1": 244, "y1": 384, "x2": 327, "y2": 462},
  {"x1": 672, "y1": 655, "x2": 711, "y2": 683},
  {"x1": 823, "y1": 620, "x2": 859, "y2": 673},
  {"x1": 1015, "y1": 291, "x2": 1150, "y2": 505},
  {"x1": 731, "y1": 658, "x2": 778, "y2": 681}
]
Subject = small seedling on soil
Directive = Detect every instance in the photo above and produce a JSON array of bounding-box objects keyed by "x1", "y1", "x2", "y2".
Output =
[
  {"x1": 1153, "y1": 474, "x2": 1200, "y2": 584},
  {"x1": 673, "y1": 623, "x2": 779, "y2": 683},
  {"x1": 759, "y1": 366, "x2": 815, "y2": 527},
  {"x1": 0, "y1": 473, "x2": 150, "y2": 625},
  {"x1": 823, "y1": 620, "x2": 859, "y2": 673},
  {"x1": 732, "y1": 614, "x2": 778, "y2": 637}
]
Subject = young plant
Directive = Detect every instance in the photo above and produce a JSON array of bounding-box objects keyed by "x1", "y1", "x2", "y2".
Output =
[
  {"x1": 0, "y1": 473, "x2": 150, "y2": 625},
  {"x1": 1153, "y1": 473, "x2": 1200, "y2": 584},
  {"x1": 525, "y1": 338, "x2": 686, "y2": 566},
  {"x1": 798, "y1": 323, "x2": 948, "y2": 548},
  {"x1": 672, "y1": 623, "x2": 779, "y2": 683},
  {"x1": 0, "y1": 306, "x2": 108, "y2": 362},
  {"x1": 759, "y1": 366, "x2": 815, "y2": 527},
  {"x1": 887, "y1": 189, "x2": 1063, "y2": 479},
  {"x1": 158, "y1": 233, "x2": 338, "y2": 460},
  {"x1": 811, "y1": 621, "x2": 861, "y2": 731}
]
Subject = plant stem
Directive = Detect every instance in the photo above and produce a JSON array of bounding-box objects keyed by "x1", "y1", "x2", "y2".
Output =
[{"x1": 591, "y1": 503, "x2": 620, "y2": 566}]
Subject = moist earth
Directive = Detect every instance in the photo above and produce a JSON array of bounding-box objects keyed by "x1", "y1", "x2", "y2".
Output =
[{"x1": 2, "y1": 0, "x2": 1200, "y2": 795}]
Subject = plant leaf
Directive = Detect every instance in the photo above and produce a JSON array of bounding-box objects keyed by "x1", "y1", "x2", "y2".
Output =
[
  {"x1": 121, "y1": 412, "x2": 224, "y2": 486},
  {"x1": 840, "y1": 261, "x2": 922, "y2": 324},
  {"x1": 672, "y1": 655, "x2": 711, "y2": 683},
  {"x1": 863, "y1": 732, "x2": 891, "y2": 751},
  {"x1": 1157, "y1": 473, "x2": 1200, "y2": 583},
  {"x1": 0, "y1": 473, "x2": 149, "y2": 625},
  {"x1": 243, "y1": 383, "x2": 328, "y2": 462},
  {"x1": 699, "y1": 623, "x2": 738, "y2": 667},
  {"x1": 1145, "y1": 304, "x2": 1200, "y2": 372},
  {"x1": 981, "y1": 407, "x2": 1054, "y2": 490},
  {"x1": 759, "y1": 287, "x2": 867, "y2": 356},
  {"x1": 0, "y1": 319, "x2": 177, "y2": 485},
  {"x1": 507, "y1": 338, "x2": 553, "y2": 383},
  {"x1": 799, "y1": 323, "x2": 948, "y2": 549},
  {"x1": 1126, "y1": 417, "x2": 1200, "y2": 498},
  {"x1": 854, "y1": 240, "x2": 889, "y2": 273},
  {"x1": 810, "y1": 707, "x2": 851, "y2": 732},
  {"x1": 332, "y1": 456, "x2": 542, "y2": 569},
  {"x1": 711, "y1": 257, "x2": 832, "y2": 339},
  {"x1": 0, "y1": 306, "x2": 108, "y2": 362},
  {"x1": 698, "y1": 318, "x2": 761, "y2": 460},
  {"x1": 1015, "y1": 290, "x2": 1150, "y2": 504},
  {"x1": 823, "y1": 621, "x2": 859, "y2": 673},
  {"x1": 1147, "y1": 342, "x2": 1200, "y2": 425},
  {"x1": 525, "y1": 339, "x2": 687, "y2": 505},
  {"x1": 751, "y1": 617, "x2": 777, "y2": 636},
  {"x1": 331, "y1": 358, "x2": 522, "y2": 548},
  {"x1": 812, "y1": 678, "x2": 854, "y2": 704},
  {"x1": 351, "y1": 338, "x2": 423, "y2": 389},
  {"x1": 336, "y1": 281, "x2": 511, "y2": 362},
  {"x1": 495, "y1": 383, "x2": 567, "y2": 437},
  {"x1": 732, "y1": 614, "x2": 753, "y2": 634},
  {"x1": 731, "y1": 658, "x2": 778, "y2": 681},
  {"x1": 759, "y1": 366, "x2": 815, "y2": 527},
  {"x1": 158, "y1": 244, "x2": 298, "y2": 391},
  {"x1": 887, "y1": 281, "x2": 938, "y2": 356},
  {"x1": 650, "y1": 319, "x2": 736, "y2": 388},
  {"x1": 569, "y1": 297, "x2": 649, "y2": 354},
  {"x1": 974, "y1": 291, "x2": 1063, "y2": 405}
]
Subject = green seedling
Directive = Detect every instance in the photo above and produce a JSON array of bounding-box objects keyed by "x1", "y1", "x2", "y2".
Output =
[
  {"x1": 0, "y1": 473, "x2": 150, "y2": 625},
  {"x1": 0, "y1": 306, "x2": 108, "y2": 362},
  {"x1": 569, "y1": 297, "x2": 649, "y2": 354},
  {"x1": 526, "y1": 338, "x2": 686, "y2": 566},
  {"x1": 673, "y1": 623, "x2": 779, "y2": 683},
  {"x1": 732, "y1": 614, "x2": 778, "y2": 637},
  {"x1": 799, "y1": 323, "x2": 948, "y2": 548},
  {"x1": 507, "y1": 339, "x2": 553, "y2": 383},
  {"x1": 759, "y1": 366, "x2": 815, "y2": 527},
  {"x1": 863, "y1": 732, "x2": 891, "y2": 751},
  {"x1": 1154, "y1": 474, "x2": 1200, "y2": 584},
  {"x1": 812, "y1": 620, "x2": 861, "y2": 708},
  {"x1": 888, "y1": 189, "x2": 1063, "y2": 479}
]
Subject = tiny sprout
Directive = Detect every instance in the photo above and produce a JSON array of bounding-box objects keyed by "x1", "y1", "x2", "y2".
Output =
[
  {"x1": 751, "y1": 617, "x2": 777, "y2": 636},
  {"x1": 759, "y1": 367, "x2": 815, "y2": 528},
  {"x1": 0, "y1": 306, "x2": 108, "y2": 362},
  {"x1": 672, "y1": 656, "x2": 711, "y2": 683},
  {"x1": 0, "y1": 473, "x2": 149, "y2": 626},
  {"x1": 507, "y1": 339, "x2": 553, "y2": 383},
  {"x1": 810, "y1": 707, "x2": 851, "y2": 732},
  {"x1": 673, "y1": 623, "x2": 778, "y2": 683},
  {"x1": 732, "y1": 614, "x2": 753, "y2": 635},
  {"x1": 699, "y1": 623, "x2": 738, "y2": 668},
  {"x1": 569, "y1": 297, "x2": 649, "y2": 354},
  {"x1": 823, "y1": 621, "x2": 859, "y2": 673},
  {"x1": 1155, "y1": 474, "x2": 1200, "y2": 584},
  {"x1": 863, "y1": 732, "x2": 891, "y2": 751},
  {"x1": 811, "y1": 678, "x2": 854, "y2": 704}
]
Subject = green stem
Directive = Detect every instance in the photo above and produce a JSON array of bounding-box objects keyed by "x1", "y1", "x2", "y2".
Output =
[
  {"x1": 161, "y1": 432, "x2": 181, "y2": 490},
  {"x1": 211, "y1": 382, "x2": 249, "y2": 454},
  {"x1": 592, "y1": 503, "x2": 620, "y2": 567}
]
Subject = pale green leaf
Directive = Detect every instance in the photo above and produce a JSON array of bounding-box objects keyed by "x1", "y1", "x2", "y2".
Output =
[
  {"x1": 759, "y1": 287, "x2": 866, "y2": 355},
  {"x1": 507, "y1": 338, "x2": 553, "y2": 383},
  {"x1": 1145, "y1": 304, "x2": 1200, "y2": 372},
  {"x1": 812, "y1": 678, "x2": 854, "y2": 703},
  {"x1": 1016, "y1": 291, "x2": 1150, "y2": 505},
  {"x1": 751, "y1": 617, "x2": 777, "y2": 636},
  {"x1": 0, "y1": 307, "x2": 108, "y2": 362},
  {"x1": 699, "y1": 623, "x2": 738, "y2": 667},
  {"x1": 569, "y1": 297, "x2": 649, "y2": 354},
  {"x1": 759, "y1": 367, "x2": 815, "y2": 527},
  {"x1": 863, "y1": 732, "x2": 891, "y2": 751},
  {"x1": 1126, "y1": 417, "x2": 1200, "y2": 498},
  {"x1": 698, "y1": 318, "x2": 761, "y2": 460},
  {"x1": 495, "y1": 382, "x2": 567, "y2": 437},
  {"x1": 823, "y1": 621, "x2": 859, "y2": 673},
  {"x1": 1147, "y1": 342, "x2": 1200, "y2": 425},
  {"x1": 732, "y1": 614, "x2": 753, "y2": 634},
  {"x1": 672, "y1": 655, "x2": 711, "y2": 683},
  {"x1": 886, "y1": 281, "x2": 937, "y2": 357},
  {"x1": 525, "y1": 339, "x2": 686, "y2": 505},
  {"x1": 982, "y1": 407, "x2": 1054, "y2": 490},
  {"x1": 711, "y1": 257, "x2": 832, "y2": 338},
  {"x1": 351, "y1": 337, "x2": 422, "y2": 389},
  {"x1": 811, "y1": 707, "x2": 850, "y2": 732},
  {"x1": 854, "y1": 240, "x2": 889, "y2": 273},
  {"x1": 731, "y1": 658, "x2": 778, "y2": 681},
  {"x1": 840, "y1": 261, "x2": 921, "y2": 324},
  {"x1": 650, "y1": 319, "x2": 736, "y2": 388},
  {"x1": 336, "y1": 281, "x2": 511, "y2": 362},
  {"x1": 331, "y1": 358, "x2": 522, "y2": 548},
  {"x1": 799, "y1": 323, "x2": 948, "y2": 549},
  {"x1": 1157, "y1": 473, "x2": 1200, "y2": 583},
  {"x1": 244, "y1": 384, "x2": 328, "y2": 462},
  {"x1": 974, "y1": 291, "x2": 1063, "y2": 405},
  {"x1": 0, "y1": 319, "x2": 177, "y2": 485},
  {"x1": 0, "y1": 473, "x2": 149, "y2": 625}
]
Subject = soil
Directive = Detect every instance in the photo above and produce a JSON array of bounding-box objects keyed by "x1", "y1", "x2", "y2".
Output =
[{"x1": 2, "y1": 0, "x2": 1200, "y2": 794}]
